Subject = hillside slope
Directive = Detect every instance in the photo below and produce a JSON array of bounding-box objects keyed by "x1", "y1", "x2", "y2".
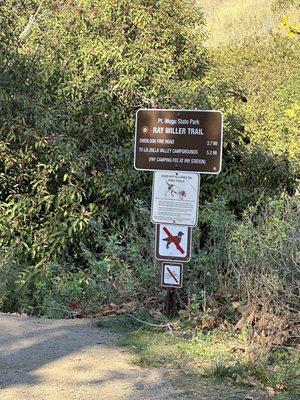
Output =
[
  {"x1": 199, "y1": 0, "x2": 300, "y2": 48},
  {"x1": 200, "y1": 0, "x2": 300, "y2": 166}
]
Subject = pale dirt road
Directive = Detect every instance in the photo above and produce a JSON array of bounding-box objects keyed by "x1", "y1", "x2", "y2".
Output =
[{"x1": 0, "y1": 313, "x2": 272, "y2": 400}]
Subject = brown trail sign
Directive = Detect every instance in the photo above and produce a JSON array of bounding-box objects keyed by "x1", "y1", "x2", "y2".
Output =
[{"x1": 134, "y1": 109, "x2": 223, "y2": 174}]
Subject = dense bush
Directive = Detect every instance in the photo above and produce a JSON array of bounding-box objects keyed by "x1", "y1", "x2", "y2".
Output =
[
  {"x1": 0, "y1": 0, "x2": 298, "y2": 322},
  {"x1": 185, "y1": 197, "x2": 299, "y2": 348},
  {"x1": 209, "y1": 35, "x2": 300, "y2": 162},
  {"x1": 0, "y1": 0, "x2": 208, "y2": 312}
]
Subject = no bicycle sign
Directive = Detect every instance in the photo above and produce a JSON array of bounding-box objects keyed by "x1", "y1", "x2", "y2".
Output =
[{"x1": 161, "y1": 263, "x2": 183, "y2": 288}]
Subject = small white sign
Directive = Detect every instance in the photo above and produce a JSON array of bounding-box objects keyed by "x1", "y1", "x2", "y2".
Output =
[
  {"x1": 151, "y1": 171, "x2": 200, "y2": 226},
  {"x1": 155, "y1": 224, "x2": 192, "y2": 262},
  {"x1": 162, "y1": 263, "x2": 183, "y2": 288}
]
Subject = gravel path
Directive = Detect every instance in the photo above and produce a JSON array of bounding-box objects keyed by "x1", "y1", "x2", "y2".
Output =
[
  {"x1": 0, "y1": 313, "x2": 273, "y2": 400},
  {"x1": 0, "y1": 313, "x2": 188, "y2": 400}
]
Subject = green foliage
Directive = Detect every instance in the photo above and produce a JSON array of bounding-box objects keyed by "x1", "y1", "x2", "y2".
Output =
[
  {"x1": 187, "y1": 197, "x2": 299, "y2": 313},
  {"x1": 201, "y1": 6, "x2": 299, "y2": 215},
  {"x1": 207, "y1": 350, "x2": 300, "y2": 396},
  {"x1": 206, "y1": 15, "x2": 300, "y2": 164},
  {"x1": 0, "y1": 246, "x2": 24, "y2": 311},
  {"x1": 0, "y1": 0, "x2": 208, "y2": 312},
  {"x1": 0, "y1": 4, "x2": 299, "y2": 394},
  {"x1": 0, "y1": 0, "x2": 298, "y2": 321}
]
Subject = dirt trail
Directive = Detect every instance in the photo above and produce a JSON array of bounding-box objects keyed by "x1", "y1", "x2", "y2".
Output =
[
  {"x1": 0, "y1": 313, "x2": 271, "y2": 400},
  {"x1": 0, "y1": 313, "x2": 183, "y2": 400}
]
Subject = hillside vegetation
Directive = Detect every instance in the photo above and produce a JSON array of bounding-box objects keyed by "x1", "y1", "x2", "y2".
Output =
[
  {"x1": 0, "y1": 0, "x2": 299, "y2": 393},
  {"x1": 201, "y1": 0, "x2": 300, "y2": 160}
]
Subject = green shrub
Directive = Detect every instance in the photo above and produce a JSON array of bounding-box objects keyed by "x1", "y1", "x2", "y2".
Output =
[
  {"x1": 0, "y1": 1, "x2": 298, "y2": 316},
  {"x1": 0, "y1": 246, "x2": 24, "y2": 311},
  {"x1": 183, "y1": 196, "x2": 299, "y2": 352},
  {"x1": 0, "y1": 0, "x2": 209, "y2": 312}
]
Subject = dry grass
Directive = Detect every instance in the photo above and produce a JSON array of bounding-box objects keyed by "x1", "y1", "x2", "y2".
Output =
[{"x1": 198, "y1": 0, "x2": 300, "y2": 48}]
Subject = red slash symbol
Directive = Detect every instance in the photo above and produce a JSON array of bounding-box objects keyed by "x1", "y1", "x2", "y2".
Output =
[
  {"x1": 167, "y1": 267, "x2": 179, "y2": 284},
  {"x1": 162, "y1": 227, "x2": 185, "y2": 254}
]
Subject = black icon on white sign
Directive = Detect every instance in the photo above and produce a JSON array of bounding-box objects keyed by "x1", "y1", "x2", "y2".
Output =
[
  {"x1": 165, "y1": 181, "x2": 187, "y2": 200},
  {"x1": 163, "y1": 231, "x2": 184, "y2": 249}
]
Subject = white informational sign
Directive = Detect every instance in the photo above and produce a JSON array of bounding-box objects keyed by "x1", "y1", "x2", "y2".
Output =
[
  {"x1": 151, "y1": 171, "x2": 200, "y2": 226},
  {"x1": 155, "y1": 224, "x2": 192, "y2": 262},
  {"x1": 161, "y1": 263, "x2": 183, "y2": 288}
]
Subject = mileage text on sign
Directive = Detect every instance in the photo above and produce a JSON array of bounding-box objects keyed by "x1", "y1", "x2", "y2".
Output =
[{"x1": 134, "y1": 109, "x2": 223, "y2": 174}]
